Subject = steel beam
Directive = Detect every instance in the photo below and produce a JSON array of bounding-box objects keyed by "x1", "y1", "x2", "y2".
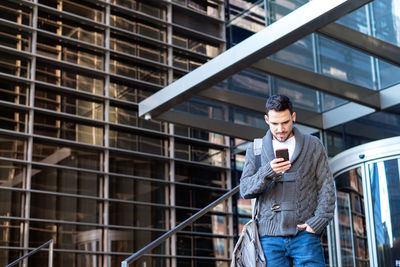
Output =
[
  {"x1": 251, "y1": 58, "x2": 380, "y2": 109},
  {"x1": 139, "y1": 0, "x2": 373, "y2": 118},
  {"x1": 318, "y1": 22, "x2": 400, "y2": 67}
]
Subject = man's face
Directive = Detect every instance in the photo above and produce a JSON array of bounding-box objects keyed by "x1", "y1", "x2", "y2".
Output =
[{"x1": 264, "y1": 109, "x2": 296, "y2": 142}]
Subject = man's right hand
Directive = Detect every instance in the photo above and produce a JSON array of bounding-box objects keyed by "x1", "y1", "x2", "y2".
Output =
[{"x1": 270, "y1": 158, "x2": 291, "y2": 174}]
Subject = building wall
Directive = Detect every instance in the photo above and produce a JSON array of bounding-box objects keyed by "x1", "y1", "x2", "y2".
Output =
[{"x1": 0, "y1": 0, "x2": 232, "y2": 266}]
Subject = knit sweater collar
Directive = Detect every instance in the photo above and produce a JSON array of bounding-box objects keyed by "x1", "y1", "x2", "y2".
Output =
[{"x1": 262, "y1": 127, "x2": 305, "y2": 164}]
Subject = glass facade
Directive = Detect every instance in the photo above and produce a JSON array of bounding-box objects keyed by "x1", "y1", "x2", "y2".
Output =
[{"x1": 0, "y1": 0, "x2": 229, "y2": 266}]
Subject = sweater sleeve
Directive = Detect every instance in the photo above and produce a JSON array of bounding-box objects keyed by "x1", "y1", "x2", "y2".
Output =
[
  {"x1": 305, "y1": 142, "x2": 336, "y2": 234},
  {"x1": 240, "y1": 143, "x2": 276, "y2": 199}
]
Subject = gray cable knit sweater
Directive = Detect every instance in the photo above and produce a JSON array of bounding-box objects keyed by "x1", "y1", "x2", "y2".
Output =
[{"x1": 240, "y1": 127, "x2": 336, "y2": 236}]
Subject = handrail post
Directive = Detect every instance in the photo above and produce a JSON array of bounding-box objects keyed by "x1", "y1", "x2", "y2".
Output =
[
  {"x1": 6, "y1": 239, "x2": 54, "y2": 267},
  {"x1": 48, "y1": 240, "x2": 53, "y2": 267}
]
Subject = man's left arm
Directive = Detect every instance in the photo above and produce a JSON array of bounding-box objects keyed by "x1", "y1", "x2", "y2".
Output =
[{"x1": 304, "y1": 143, "x2": 336, "y2": 235}]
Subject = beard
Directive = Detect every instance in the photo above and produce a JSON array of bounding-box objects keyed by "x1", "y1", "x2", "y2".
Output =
[{"x1": 272, "y1": 131, "x2": 292, "y2": 142}]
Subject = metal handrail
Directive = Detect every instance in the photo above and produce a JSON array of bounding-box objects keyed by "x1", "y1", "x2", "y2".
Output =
[
  {"x1": 121, "y1": 184, "x2": 240, "y2": 267},
  {"x1": 6, "y1": 239, "x2": 54, "y2": 267}
]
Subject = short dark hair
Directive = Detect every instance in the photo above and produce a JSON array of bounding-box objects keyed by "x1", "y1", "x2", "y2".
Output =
[{"x1": 265, "y1": 94, "x2": 293, "y2": 115}]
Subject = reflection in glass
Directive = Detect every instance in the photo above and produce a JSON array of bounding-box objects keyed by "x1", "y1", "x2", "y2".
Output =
[
  {"x1": 175, "y1": 163, "x2": 226, "y2": 187},
  {"x1": 0, "y1": 160, "x2": 26, "y2": 188},
  {"x1": 177, "y1": 233, "x2": 229, "y2": 259},
  {"x1": 30, "y1": 193, "x2": 99, "y2": 223},
  {"x1": 108, "y1": 153, "x2": 165, "y2": 178},
  {"x1": 0, "y1": 189, "x2": 22, "y2": 217},
  {"x1": 31, "y1": 165, "x2": 100, "y2": 197},
  {"x1": 0, "y1": 136, "x2": 25, "y2": 160},
  {"x1": 175, "y1": 141, "x2": 226, "y2": 166},
  {"x1": 335, "y1": 167, "x2": 369, "y2": 266},
  {"x1": 109, "y1": 175, "x2": 166, "y2": 204},
  {"x1": 109, "y1": 129, "x2": 165, "y2": 155},
  {"x1": 108, "y1": 202, "x2": 166, "y2": 229},
  {"x1": 32, "y1": 142, "x2": 101, "y2": 171},
  {"x1": 369, "y1": 159, "x2": 400, "y2": 267},
  {"x1": 319, "y1": 36, "x2": 374, "y2": 89},
  {"x1": 0, "y1": 219, "x2": 21, "y2": 247}
]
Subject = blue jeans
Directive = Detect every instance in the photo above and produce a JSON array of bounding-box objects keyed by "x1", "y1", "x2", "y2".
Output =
[{"x1": 260, "y1": 231, "x2": 325, "y2": 267}]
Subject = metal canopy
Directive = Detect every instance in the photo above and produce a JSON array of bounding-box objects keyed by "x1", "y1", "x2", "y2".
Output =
[{"x1": 139, "y1": 0, "x2": 373, "y2": 118}]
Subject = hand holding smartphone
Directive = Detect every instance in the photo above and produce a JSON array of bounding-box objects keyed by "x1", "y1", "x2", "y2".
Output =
[{"x1": 275, "y1": 148, "x2": 289, "y2": 162}]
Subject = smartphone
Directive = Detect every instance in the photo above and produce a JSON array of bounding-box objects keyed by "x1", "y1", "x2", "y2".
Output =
[{"x1": 275, "y1": 148, "x2": 289, "y2": 161}]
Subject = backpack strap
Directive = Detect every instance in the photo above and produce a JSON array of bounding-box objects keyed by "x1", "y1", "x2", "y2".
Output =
[
  {"x1": 252, "y1": 138, "x2": 262, "y2": 219},
  {"x1": 253, "y1": 138, "x2": 262, "y2": 170}
]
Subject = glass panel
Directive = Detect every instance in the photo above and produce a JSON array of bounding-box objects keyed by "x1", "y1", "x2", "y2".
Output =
[
  {"x1": 319, "y1": 36, "x2": 374, "y2": 89},
  {"x1": 31, "y1": 165, "x2": 100, "y2": 197},
  {"x1": 37, "y1": 11, "x2": 104, "y2": 46},
  {"x1": 175, "y1": 185, "x2": 226, "y2": 209},
  {"x1": 274, "y1": 78, "x2": 320, "y2": 112},
  {"x1": 109, "y1": 129, "x2": 165, "y2": 155},
  {"x1": 0, "y1": 51, "x2": 29, "y2": 78},
  {"x1": 174, "y1": 125, "x2": 226, "y2": 145},
  {"x1": 110, "y1": 33, "x2": 167, "y2": 64},
  {"x1": 0, "y1": 219, "x2": 21, "y2": 247},
  {"x1": 30, "y1": 193, "x2": 99, "y2": 223},
  {"x1": 175, "y1": 163, "x2": 226, "y2": 187},
  {"x1": 227, "y1": 0, "x2": 266, "y2": 44},
  {"x1": 35, "y1": 62, "x2": 104, "y2": 95},
  {"x1": 175, "y1": 141, "x2": 226, "y2": 167},
  {"x1": 0, "y1": 1, "x2": 32, "y2": 26},
  {"x1": 29, "y1": 221, "x2": 101, "y2": 249},
  {"x1": 271, "y1": 35, "x2": 314, "y2": 71},
  {"x1": 268, "y1": 0, "x2": 308, "y2": 23},
  {"x1": 111, "y1": 0, "x2": 167, "y2": 20},
  {"x1": 220, "y1": 69, "x2": 269, "y2": 99},
  {"x1": 0, "y1": 249, "x2": 22, "y2": 267},
  {"x1": 0, "y1": 107, "x2": 27, "y2": 133},
  {"x1": 35, "y1": 88, "x2": 104, "y2": 120},
  {"x1": 0, "y1": 160, "x2": 26, "y2": 188},
  {"x1": 0, "y1": 136, "x2": 25, "y2": 160},
  {"x1": 28, "y1": 250, "x2": 102, "y2": 267},
  {"x1": 369, "y1": 158, "x2": 400, "y2": 267},
  {"x1": 109, "y1": 176, "x2": 166, "y2": 203},
  {"x1": 32, "y1": 142, "x2": 102, "y2": 171},
  {"x1": 177, "y1": 233, "x2": 229, "y2": 258},
  {"x1": 335, "y1": 167, "x2": 369, "y2": 266},
  {"x1": 0, "y1": 26, "x2": 30, "y2": 51},
  {"x1": 61, "y1": 0, "x2": 104, "y2": 22},
  {"x1": 37, "y1": 37, "x2": 104, "y2": 70},
  {"x1": 336, "y1": 191, "x2": 354, "y2": 266},
  {"x1": 34, "y1": 113, "x2": 104, "y2": 145},
  {"x1": 108, "y1": 153, "x2": 165, "y2": 178},
  {"x1": 0, "y1": 79, "x2": 28, "y2": 105},
  {"x1": 109, "y1": 105, "x2": 163, "y2": 131},
  {"x1": 176, "y1": 211, "x2": 228, "y2": 235},
  {"x1": 322, "y1": 93, "x2": 348, "y2": 112},
  {"x1": 371, "y1": 0, "x2": 400, "y2": 46},
  {"x1": 377, "y1": 60, "x2": 400, "y2": 89},
  {"x1": 172, "y1": 33, "x2": 219, "y2": 57},
  {"x1": 337, "y1": 5, "x2": 368, "y2": 34},
  {"x1": 108, "y1": 202, "x2": 166, "y2": 228},
  {"x1": 0, "y1": 189, "x2": 22, "y2": 217},
  {"x1": 111, "y1": 255, "x2": 168, "y2": 267}
]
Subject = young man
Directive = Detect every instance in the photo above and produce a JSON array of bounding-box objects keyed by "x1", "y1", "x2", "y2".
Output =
[{"x1": 240, "y1": 94, "x2": 336, "y2": 266}]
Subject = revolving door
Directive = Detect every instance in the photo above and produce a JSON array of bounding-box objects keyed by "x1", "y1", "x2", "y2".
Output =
[{"x1": 329, "y1": 136, "x2": 400, "y2": 267}]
